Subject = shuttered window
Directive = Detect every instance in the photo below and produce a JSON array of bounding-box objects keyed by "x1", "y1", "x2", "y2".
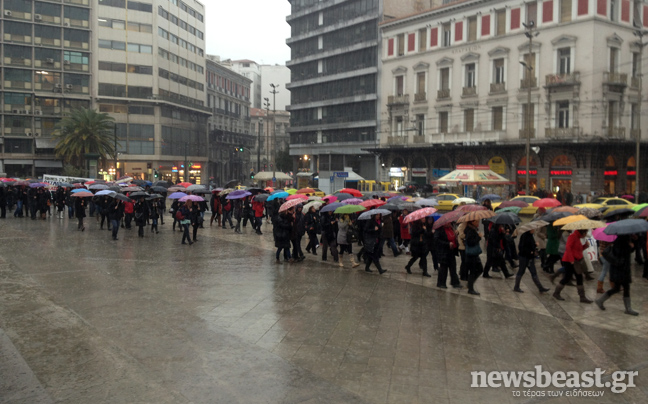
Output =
[
  {"x1": 494, "y1": 59, "x2": 505, "y2": 83},
  {"x1": 440, "y1": 68, "x2": 450, "y2": 90},
  {"x1": 439, "y1": 112, "x2": 449, "y2": 133},
  {"x1": 468, "y1": 17, "x2": 477, "y2": 41},
  {"x1": 492, "y1": 107, "x2": 503, "y2": 130},
  {"x1": 397, "y1": 34, "x2": 404, "y2": 56},
  {"x1": 419, "y1": 28, "x2": 427, "y2": 51},
  {"x1": 417, "y1": 72, "x2": 426, "y2": 95},
  {"x1": 496, "y1": 10, "x2": 506, "y2": 35},
  {"x1": 561, "y1": 0, "x2": 572, "y2": 22},
  {"x1": 464, "y1": 109, "x2": 475, "y2": 132}
]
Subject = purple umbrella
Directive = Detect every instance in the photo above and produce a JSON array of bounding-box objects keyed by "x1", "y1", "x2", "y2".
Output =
[
  {"x1": 342, "y1": 198, "x2": 363, "y2": 205},
  {"x1": 226, "y1": 190, "x2": 252, "y2": 200},
  {"x1": 29, "y1": 182, "x2": 48, "y2": 188},
  {"x1": 168, "y1": 192, "x2": 188, "y2": 199},
  {"x1": 387, "y1": 195, "x2": 407, "y2": 203},
  {"x1": 179, "y1": 195, "x2": 205, "y2": 202}
]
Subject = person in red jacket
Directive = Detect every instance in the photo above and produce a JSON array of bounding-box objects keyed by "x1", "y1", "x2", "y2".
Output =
[
  {"x1": 553, "y1": 229, "x2": 592, "y2": 303},
  {"x1": 252, "y1": 200, "x2": 265, "y2": 235},
  {"x1": 398, "y1": 209, "x2": 411, "y2": 254},
  {"x1": 123, "y1": 200, "x2": 134, "y2": 229}
]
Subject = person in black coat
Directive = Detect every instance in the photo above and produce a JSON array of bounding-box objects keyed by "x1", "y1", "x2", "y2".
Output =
[
  {"x1": 0, "y1": 187, "x2": 6, "y2": 219},
  {"x1": 188, "y1": 200, "x2": 201, "y2": 242},
  {"x1": 304, "y1": 206, "x2": 320, "y2": 255},
  {"x1": 98, "y1": 196, "x2": 112, "y2": 230},
  {"x1": 149, "y1": 199, "x2": 161, "y2": 234},
  {"x1": 170, "y1": 199, "x2": 180, "y2": 231},
  {"x1": 274, "y1": 208, "x2": 294, "y2": 263},
  {"x1": 363, "y1": 214, "x2": 386, "y2": 274},
  {"x1": 54, "y1": 188, "x2": 66, "y2": 219},
  {"x1": 464, "y1": 220, "x2": 483, "y2": 295},
  {"x1": 405, "y1": 219, "x2": 430, "y2": 277},
  {"x1": 483, "y1": 224, "x2": 512, "y2": 278},
  {"x1": 320, "y1": 211, "x2": 339, "y2": 263},
  {"x1": 596, "y1": 235, "x2": 639, "y2": 315},
  {"x1": 424, "y1": 217, "x2": 439, "y2": 271},
  {"x1": 434, "y1": 222, "x2": 462, "y2": 289},
  {"x1": 291, "y1": 205, "x2": 305, "y2": 262},
  {"x1": 134, "y1": 197, "x2": 149, "y2": 237},
  {"x1": 514, "y1": 229, "x2": 550, "y2": 293},
  {"x1": 109, "y1": 200, "x2": 123, "y2": 240},
  {"x1": 74, "y1": 196, "x2": 86, "y2": 231}
]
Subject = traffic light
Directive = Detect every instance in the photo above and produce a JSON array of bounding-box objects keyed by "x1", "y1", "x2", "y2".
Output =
[
  {"x1": 153, "y1": 169, "x2": 159, "y2": 178},
  {"x1": 234, "y1": 146, "x2": 244, "y2": 152},
  {"x1": 250, "y1": 171, "x2": 255, "y2": 179}
]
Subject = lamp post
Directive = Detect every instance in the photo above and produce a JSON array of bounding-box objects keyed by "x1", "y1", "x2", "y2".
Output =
[
  {"x1": 257, "y1": 118, "x2": 263, "y2": 173},
  {"x1": 521, "y1": 21, "x2": 538, "y2": 196},
  {"x1": 184, "y1": 142, "x2": 189, "y2": 183},
  {"x1": 268, "y1": 85, "x2": 279, "y2": 185},
  {"x1": 633, "y1": 29, "x2": 647, "y2": 201},
  {"x1": 113, "y1": 124, "x2": 118, "y2": 180}
]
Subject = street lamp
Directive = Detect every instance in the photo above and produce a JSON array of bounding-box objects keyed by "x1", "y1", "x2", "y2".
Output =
[
  {"x1": 521, "y1": 20, "x2": 538, "y2": 195},
  {"x1": 257, "y1": 118, "x2": 263, "y2": 173},
  {"x1": 633, "y1": 29, "x2": 647, "y2": 201}
]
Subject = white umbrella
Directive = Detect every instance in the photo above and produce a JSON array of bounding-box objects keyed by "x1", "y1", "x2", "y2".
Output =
[
  {"x1": 452, "y1": 197, "x2": 476, "y2": 205},
  {"x1": 514, "y1": 220, "x2": 549, "y2": 236},
  {"x1": 303, "y1": 201, "x2": 324, "y2": 211},
  {"x1": 418, "y1": 198, "x2": 439, "y2": 207}
]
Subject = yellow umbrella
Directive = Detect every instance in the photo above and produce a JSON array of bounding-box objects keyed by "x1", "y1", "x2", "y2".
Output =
[
  {"x1": 554, "y1": 214, "x2": 588, "y2": 227},
  {"x1": 285, "y1": 188, "x2": 297, "y2": 195},
  {"x1": 561, "y1": 219, "x2": 607, "y2": 231}
]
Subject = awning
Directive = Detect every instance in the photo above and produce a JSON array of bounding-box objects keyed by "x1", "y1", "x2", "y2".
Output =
[
  {"x1": 431, "y1": 165, "x2": 514, "y2": 185},
  {"x1": 297, "y1": 172, "x2": 313, "y2": 177},
  {"x1": 34, "y1": 160, "x2": 63, "y2": 168},
  {"x1": 35, "y1": 138, "x2": 58, "y2": 149},
  {"x1": 3, "y1": 159, "x2": 32, "y2": 165},
  {"x1": 254, "y1": 171, "x2": 292, "y2": 181}
]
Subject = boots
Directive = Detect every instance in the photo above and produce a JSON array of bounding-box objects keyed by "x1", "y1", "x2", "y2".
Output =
[
  {"x1": 597, "y1": 281, "x2": 605, "y2": 293},
  {"x1": 338, "y1": 258, "x2": 344, "y2": 268},
  {"x1": 532, "y1": 276, "x2": 550, "y2": 293},
  {"x1": 595, "y1": 292, "x2": 610, "y2": 311},
  {"x1": 624, "y1": 297, "x2": 639, "y2": 316},
  {"x1": 350, "y1": 255, "x2": 360, "y2": 268},
  {"x1": 513, "y1": 276, "x2": 524, "y2": 293},
  {"x1": 585, "y1": 272, "x2": 595, "y2": 281},
  {"x1": 405, "y1": 265, "x2": 412, "y2": 274},
  {"x1": 422, "y1": 269, "x2": 431, "y2": 278},
  {"x1": 553, "y1": 284, "x2": 565, "y2": 300},
  {"x1": 577, "y1": 285, "x2": 592, "y2": 304}
]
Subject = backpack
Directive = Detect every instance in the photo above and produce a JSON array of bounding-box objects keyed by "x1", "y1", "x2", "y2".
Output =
[{"x1": 175, "y1": 210, "x2": 185, "y2": 221}]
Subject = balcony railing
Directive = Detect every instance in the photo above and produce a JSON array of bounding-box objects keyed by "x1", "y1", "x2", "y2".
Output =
[
  {"x1": 437, "y1": 88, "x2": 450, "y2": 99},
  {"x1": 412, "y1": 135, "x2": 427, "y2": 144},
  {"x1": 462, "y1": 86, "x2": 477, "y2": 97},
  {"x1": 519, "y1": 128, "x2": 536, "y2": 139},
  {"x1": 545, "y1": 72, "x2": 580, "y2": 87},
  {"x1": 490, "y1": 82, "x2": 506, "y2": 93},
  {"x1": 387, "y1": 135, "x2": 409, "y2": 145},
  {"x1": 428, "y1": 130, "x2": 504, "y2": 144},
  {"x1": 545, "y1": 127, "x2": 582, "y2": 138},
  {"x1": 387, "y1": 94, "x2": 409, "y2": 105},
  {"x1": 604, "y1": 72, "x2": 627, "y2": 86},
  {"x1": 605, "y1": 127, "x2": 626, "y2": 139},
  {"x1": 631, "y1": 77, "x2": 641, "y2": 89},
  {"x1": 520, "y1": 77, "x2": 537, "y2": 89},
  {"x1": 414, "y1": 92, "x2": 427, "y2": 102},
  {"x1": 631, "y1": 129, "x2": 641, "y2": 139}
]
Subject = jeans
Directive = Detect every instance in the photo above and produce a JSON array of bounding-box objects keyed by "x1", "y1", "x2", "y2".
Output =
[
  {"x1": 598, "y1": 256, "x2": 610, "y2": 282},
  {"x1": 68, "y1": 205, "x2": 74, "y2": 219},
  {"x1": 14, "y1": 200, "x2": 23, "y2": 217},
  {"x1": 111, "y1": 219, "x2": 120, "y2": 239},
  {"x1": 276, "y1": 247, "x2": 291, "y2": 261},
  {"x1": 380, "y1": 237, "x2": 399, "y2": 256},
  {"x1": 517, "y1": 256, "x2": 539, "y2": 279},
  {"x1": 182, "y1": 223, "x2": 191, "y2": 244},
  {"x1": 222, "y1": 211, "x2": 233, "y2": 228}
]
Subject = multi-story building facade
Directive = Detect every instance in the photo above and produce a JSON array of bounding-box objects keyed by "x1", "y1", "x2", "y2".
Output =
[
  {"x1": 251, "y1": 107, "x2": 291, "y2": 173},
  {"x1": 0, "y1": 0, "x2": 92, "y2": 177},
  {"x1": 205, "y1": 57, "x2": 254, "y2": 184},
  {"x1": 376, "y1": 0, "x2": 648, "y2": 196}
]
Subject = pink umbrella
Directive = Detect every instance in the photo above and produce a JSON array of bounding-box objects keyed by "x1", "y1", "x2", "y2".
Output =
[
  {"x1": 179, "y1": 195, "x2": 205, "y2": 202},
  {"x1": 342, "y1": 198, "x2": 363, "y2": 205},
  {"x1": 279, "y1": 198, "x2": 303, "y2": 212},
  {"x1": 621, "y1": 195, "x2": 635, "y2": 200},
  {"x1": 593, "y1": 226, "x2": 616, "y2": 242},
  {"x1": 403, "y1": 207, "x2": 438, "y2": 224},
  {"x1": 322, "y1": 195, "x2": 338, "y2": 203},
  {"x1": 287, "y1": 194, "x2": 308, "y2": 201}
]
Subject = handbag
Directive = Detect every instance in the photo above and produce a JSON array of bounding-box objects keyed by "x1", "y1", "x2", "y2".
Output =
[
  {"x1": 602, "y1": 246, "x2": 625, "y2": 267},
  {"x1": 573, "y1": 258, "x2": 586, "y2": 275},
  {"x1": 466, "y1": 243, "x2": 482, "y2": 256}
]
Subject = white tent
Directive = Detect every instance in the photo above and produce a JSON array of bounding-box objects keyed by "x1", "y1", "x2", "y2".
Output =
[{"x1": 254, "y1": 171, "x2": 292, "y2": 181}]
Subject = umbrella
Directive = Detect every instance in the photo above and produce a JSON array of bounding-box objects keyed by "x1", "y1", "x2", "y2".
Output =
[
  {"x1": 334, "y1": 205, "x2": 366, "y2": 215},
  {"x1": 212, "y1": 187, "x2": 224, "y2": 193},
  {"x1": 533, "y1": 198, "x2": 561, "y2": 208},
  {"x1": 147, "y1": 194, "x2": 164, "y2": 199},
  {"x1": 632, "y1": 203, "x2": 648, "y2": 212},
  {"x1": 554, "y1": 214, "x2": 588, "y2": 227},
  {"x1": 71, "y1": 188, "x2": 88, "y2": 193},
  {"x1": 432, "y1": 210, "x2": 465, "y2": 229},
  {"x1": 562, "y1": 219, "x2": 607, "y2": 231},
  {"x1": 254, "y1": 194, "x2": 270, "y2": 202},
  {"x1": 178, "y1": 182, "x2": 192, "y2": 188},
  {"x1": 131, "y1": 179, "x2": 147, "y2": 186},
  {"x1": 381, "y1": 203, "x2": 402, "y2": 211},
  {"x1": 220, "y1": 188, "x2": 235, "y2": 196},
  {"x1": 418, "y1": 198, "x2": 439, "y2": 207},
  {"x1": 264, "y1": 187, "x2": 274, "y2": 193},
  {"x1": 360, "y1": 199, "x2": 386, "y2": 209},
  {"x1": 515, "y1": 220, "x2": 550, "y2": 236},
  {"x1": 456, "y1": 204, "x2": 487, "y2": 213},
  {"x1": 108, "y1": 186, "x2": 121, "y2": 192},
  {"x1": 279, "y1": 198, "x2": 303, "y2": 212},
  {"x1": 285, "y1": 189, "x2": 298, "y2": 195},
  {"x1": 267, "y1": 191, "x2": 289, "y2": 201},
  {"x1": 150, "y1": 186, "x2": 168, "y2": 193},
  {"x1": 168, "y1": 192, "x2": 188, "y2": 199},
  {"x1": 452, "y1": 197, "x2": 476, "y2": 204},
  {"x1": 224, "y1": 180, "x2": 239, "y2": 188},
  {"x1": 387, "y1": 196, "x2": 408, "y2": 203},
  {"x1": 168, "y1": 186, "x2": 186, "y2": 192},
  {"x1": 333, "y1": 193, "x2": 353, "y2": 201},
  {"x1": 603, "y1": 219, "x2": 648, "y2": 235},
  {"x1": 593, "y1": 226, "x2": 616, "y2": 242},
  {"x1": 338, "y1": 188, "x2": 363, "y2": 197},
  {"x1": 479, "y1": 194, "x2": 502, "y2": 202},
  {"x1": 320, "y1": 202, "x2": 344, "y2": 213},
  {"x1": 179, "y1": 195, "x2": 205, "y2": 202},
  {"x1": 296, "y1": 187, "x2": 316, "y2": 194},
  {"x1": 358, "y1": 209, "x2": 392, "y2": 220},
  {"x1": 308, "y1": 196, "x2": 323, "y2": 201},
  {"x1": 29, "y1": 182, "x2": 48, "y2": 188},
  {"x1": 457, "y1": 209, "x2": 495, "y2": 223},
  {"x1": 488, "y1": 212, "x2": 521, "y2": 225},
  {"x1": 363, "y1": 191, "x2": 391, "y2": 198},
  {"x1": 303, "y1": 201, "x2": 324, "y2": 211},
  {"x1": 341, "y1": 198, "x2": 363, "y2": 205},
  {"x1": 287, "y1": 194, "x2": 308, "y2": 201},
  {"x1": 152, "y1": 180, "x2": 170, "y2": 188},
  {"x1": 398, "y1": 203, "x2": 422, "y2": 212},
  {"x1": 123, "y1": 186, "x2": 143, "y2": 192},
  {"x1": 602, "y1": 208, "x2": 635, "y2": 219},
  {"x1": 57, "y1": 182, "x2": 73, "y2": 188},
  {"x1": 499, "y1": 200, "x2": 529, "y2": 208},
  {"x1": 576, "y1": 207, "x2": 602, "y2": 218},
  {"x1": 95, "y1": 190, "x2": 114, "y2": 196},
  {"x1": 403, "y1": 207, "x2": 439, "y2": 224},
  {"x1": 621, "y1": 195, "x2": 635, "y2": 200},
  {"x1": 497, "y1": 206, "x2": 522, "y2": 214},
  {"x1": 537, "y1": 211, "x2": 572, "y2": 223},
  {"x1": 226, "y1": 190, "x2": 252, "y2": 200},
  {"x1": 186, "y1": 184, "x2": 206, "y2": 192},
  {"x1": 129, "y1": 192, "x2": 149, "y2": 198},
  {"x1": 192, "y1": 189, "x2": 211, "y2": 194},
  {"x1": 246, "y1": 187, "x2": 266, "y2": 195},
  {"x1": 552, "y1": 206, "x2": 579, "y2": 213},
  {"x1": 109, "y1": 193, "x2": 132, "y2": 203},
  {"x1": 322, "y1": 195, "x2": 338, "y2": 203},
  {"x1": 70, "y1": 191, "x2": 93, "y2": 198}
]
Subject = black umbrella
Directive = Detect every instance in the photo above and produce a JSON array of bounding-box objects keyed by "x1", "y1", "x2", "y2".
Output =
[
  {"x1": 224, "y1": 179, "x2": 238, "y2": 188},
  {"x1": 602, "y1": 208, "x2": 635, "y2": 220},
  {"x1": 132, "y1": 179, "x2": 147, "y2": 186},
  {"x1": 246, "y1": 187, "x2": 267, "y2": 195},
  {"x1": 192, "y1": 189, "x2": 211, "y2": 194},
  {"x1": 333, "y1": 193, "x2": 353, "y2": 201},
  {"x1": 152, "y1": 180, "x2": 170, "y2": 188},
  {"x1": 151, "y1": 186, "x2": 168, "y2": 193},
  {"x1": 488, "y1": 212, "x2": 521, "y2": 225},
  {"x1": 147, "y1": 194, "x2": 164, "y2": 199},
  {"x1": 254, "y1": 194, "x2": 269, "y2": 202},
  {"x1": 604, "y1": 219, "x2": 648, "y2": 235},
  {"x1": 109, "y1": 193, "x2": 132, "y2": 203},
  {"x1": 381, "y1": 203, "x2": 401, "y2": 211},
  {"x1": 129, "y1": 191, "x2": 149, "y2": 198},
  {"x1": 108, "y1": 186, "x2": 121, "y2": 192},
  {"x1": 536, "y1": 211, "x2": 572, "y2": 223},
  {"x1": 398, "y1": 203, "x2": 422, "y2": 212}
]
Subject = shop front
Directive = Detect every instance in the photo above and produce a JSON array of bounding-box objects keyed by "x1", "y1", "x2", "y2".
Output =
[
  {"x1": 626, "y1": 157, "x2": 636, "y2": 195},
  {"x1": 411, "y1": 168, "x2": 427, "y2": 186},
  {"x1": 389, "y1": 167, "x2": 405, "y2": 188},
  {"x1": 550, "y1": 155, "x2": 573, "y2": 195},
  {"x1": 126, "y1": 162, "x2": 204, "y2": 184},
  {"x1": 604, "y1": 155, "x2": 617, "y2": 194},
  {"x1": 516, "y1": 156, "x2": 537, "y2": 193}
]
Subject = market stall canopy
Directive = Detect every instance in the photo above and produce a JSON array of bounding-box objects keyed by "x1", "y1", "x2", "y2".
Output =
[
  {"x1": 431, "y1": 165, "x2": 514, "y2": 185},
  {"x1": 253, "y1": 171, "x2": 292, "y2": 181}
]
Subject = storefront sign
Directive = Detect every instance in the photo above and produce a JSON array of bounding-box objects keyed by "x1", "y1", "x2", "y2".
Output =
[
  {"x1": 390, "y1": 167, "x2": 404, "y2": 177},
  {"x1": 432, "y1": 168, "x2": 451, "y2": 178},
  {"x1": 604, "y1": 170, "x2": 618, "y2": 176},
  {"x1": 412, "y1": 168, "x2": 427, "y2": 177},
  {"x1": 517, "y1": 170, "x2": 537, "y2": 175},
  {"x1": 172, "y1": 166, "x2": 178, "y2": 172},
  {"x1": 550, "y1": 170, "x2": 572, "y2": 176},
  {"x1": 488, "y1": 157, "x2": 507, "y2": 175},
  {"x1": 627, "y1": 170, "x2": 636, "y2": 176},
  {"x1": 191, "y1": 164, "x2": 202, "y2": 170}
]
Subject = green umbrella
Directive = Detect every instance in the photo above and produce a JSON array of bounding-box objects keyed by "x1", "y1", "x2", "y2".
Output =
[
  {"x1": 496, "y1": 206, "x2": 522, "y2": 214},
  {"x1": 632, "y1": 203, "x2": 648, "y2": 212},
  {"x1": 334, "y1": 205, "x2": 366, "y2": 215}
]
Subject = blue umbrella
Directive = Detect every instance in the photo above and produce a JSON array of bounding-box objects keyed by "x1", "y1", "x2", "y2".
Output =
[
  {"x1": 226, "y1": 190, "x2": 252, "y2": 200},
  {"x1": 320, "y1": 202, "x2": 344, "y2": 213},
  {"x1": 71, "y1": 188, "x2": 88, "y2": 193},
  {"x1": 480, "y1": 194, "x2": 502, "y2": 202},
  {"x1": 268, "y1": 191, "x2": 289, "y2": 201},
  {"x1": 428, "y1": 212, "x2": 442, "y2": 220},
  {"x1": 604, "y1": 219, "x2": 648, "y2": 235},
  {"x1": 168, "y1": 192, "x2": 188, "y2": 199},
  {"x1": 95, "y1": 190, "x2": 114, "y2": 196}
]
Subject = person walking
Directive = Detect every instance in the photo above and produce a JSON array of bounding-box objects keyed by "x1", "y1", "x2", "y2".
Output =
[
  {"x1": 123, "y1": 199, "x2": 134, "y2": 230},
  {"x1": 337, "y1": 214, "x2": 359, "y2": 268},
  {"x1": 483, "y1": 224, "x2": 512, "y2": 278},
  {"x1": 363, "y1": 213, "x2": 386, "y2": 274},
  {"x1": 513, "y1": 229, "x2": 550, "y2": 293},
  {"x1": 434, "y1": 222, "x2": 462, "y2": 289},
  {"x1": 133, "y1": 197, "x2": 149, "y2": 238},
  {"x1": 304, "y1": 206, "x2": 320, "y2": 255},
  {"x1": 150, "y1": 199, "x2": 160, "y2": 234},
  {"x1": 398, "y1": 209, "x2": 411, "y2": 254},
  {"x1": 597, "y1": 239, "x2": 612, "y2": 293},
  {"x1": 209, "y1": 191, "x2": 221, "y2": 227},
  {"x1": 405, "y1": 219, "x2": 430, "y2": 277},
  {"x1": 74, "y1": 196, "x2": 86, "y2": 231},
  {"x1": 320, "y1": 210, "x2": 339, "y2": 263},
  {"x1": 464, "y1": 219, "x2": 483, "y2": 295},
  {"x1": 596, "y1": 235, "x2": 639, "y2": 315},
  {"x1": 553, "y1": 229, "x2": 592, "y2": 303},
  {"x1": 425, "y1": 216, "x2": 439, "y2": 271},
  {"x1": 379, "y1": 212, "x2": 400, "y2": 257},
  {"x1": 543, "y1": 224, "x2": 561, "y2": 273},
  {"x1": 291, "y1": 205, "x2": 305, "y2": 262},
  {"x1": 109, "y1": 200, "x2": 123, "y2": 240},
  {"x1": 178, "y1": 201, "x2": 192, "y2": 245},
  {"x1": 273, "y1": 207, "x2": 294, "y2": 263},
  {"x1": 252, "y1": 198, "x2": 265, "y2": 235},
  {"x1": 55, "y1": 188, "x2": 66, "y2": 219},
  {"x1": 457, "y1": 222, "x2": 468, "y2": 281}
]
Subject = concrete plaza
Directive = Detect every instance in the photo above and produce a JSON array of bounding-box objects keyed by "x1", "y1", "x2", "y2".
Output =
[{"x1": 1, "y1": 216, "x2": 647, "y2": 403}]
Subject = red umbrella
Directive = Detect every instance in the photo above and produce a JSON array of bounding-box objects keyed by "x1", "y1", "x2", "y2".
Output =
[
  {"x1": 279, "y1": 198, "x2": 303, "y2": 212},
  {"x1": 338, "y1": 188, "x2": 362, "y2": 197},
  {"x1": 432, "y1": 210, "x2": 465, "y2": 230},
  {"x1": 296, "y1": 187, "x2": 315, "y2": 194},
  {"x1": 178, "y1": 182, "x2": 192, "y2": 188},
  {"x1": 287, "y1": 194, "x2": 308, "y2": 201},
  {"x1": 360, "y1": 199, "x2": 386, "y2": 208},
  {"x1": 403, "y1": 207, "x2": 438, "y2": 224},
  {"x1": 264, "y1": 187, "x2": 275, "y2": 192},
  {"x1": 456, "y1": 204, "x2": 487, "y2": 212},
  {"x1": 533, "y1": 198, "x2": 561, "y2": 208},
  {"x1": 499, "y1": 200, "x2": 529, "y2": 208}
]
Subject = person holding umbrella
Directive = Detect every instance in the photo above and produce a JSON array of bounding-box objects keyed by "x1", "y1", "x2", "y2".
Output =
[
  {"x1": 514, "y1": 225, "x2": 550, "y2": 294},
  {"x1": 337, "y1": 213, "x2": 359, "y2": 268},
  {"x1": 273, "y1": 206, "x2": 294, "y2": 263},
  {"x1": 252, "y1": 198, "x2": 265, "y2": 235},
  {"x1": 210, "y1": 191, "x2": 221, "y2": 227},
  {"x1": 434, "y1": 221, "x2": 462, "y2": 289},
  {"x1": 133, "y1": 196, "x2": 149, "y2": 238},
  {"x1": 553, "y1": 228, "x2": 592, "y2": 303},
  {"x1": 405, "y1": 218, "x2": 430, "y2": 277},
  {"x1": 320, "y1": 210, "x2": 340, "y2": 263},
  {"x1": 483, "y1": 224, "x2": 512, "y2": 279},
  {"x1": 464, "y1": 219, "x2": 483, "y2": 295},
  {"x1": 304, "y1": 204, "x2": 321, "y2": 255},
  {"x1": 399, "y1": 209, "x2": 411, "y2": 254},
  {"x1": 109, "y1": 199, "x2": 124, "y2": 240},
  {"x1": 178, "y1": 200, "x2": 193, "y2": 245},
  {"x1": 596, "y1": 235, "x2": 638, "y2": 315},
  {"x1": 74, "y1": 194, "x2": 86, "y2": 231},
  {"x1": 150, "y1": 198, "x2": 160, "y2": 234},
  {"x1": 363, "y1": 213, "x2": 386, "y2": 274}
]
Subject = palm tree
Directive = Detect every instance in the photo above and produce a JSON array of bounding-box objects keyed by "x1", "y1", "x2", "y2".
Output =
[{"x1": 53, "y1": 108, "x2": 116, "y2": 169}]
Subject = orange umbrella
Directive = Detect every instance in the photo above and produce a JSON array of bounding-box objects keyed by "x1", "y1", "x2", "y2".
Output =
[
  {"x1": 533, "y1": 198, "x2": 561, "y2": 208},
  {"x1": 552, "y1": 206, "x2": 579, "y2": 213},
  {"x1": 338, "y1": 188, "x2": 362, "y2": 197},
  {"x1": 264, "y1": 187, "x2": 274, "y2": 193},
  {"x1": 296, "y1": 187, "x2": 315, "y2": 194},
  {"x1": 360, "y1": 199, "x2": 386, "y2": 208},
  {"x1": 553, "y1": 214, "x2": 588, "y2": 227}
]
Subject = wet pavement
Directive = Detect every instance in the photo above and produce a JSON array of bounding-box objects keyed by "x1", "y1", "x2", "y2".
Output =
[{"x1": 1, "y1": 215, "x2": 647, "y2": 404}]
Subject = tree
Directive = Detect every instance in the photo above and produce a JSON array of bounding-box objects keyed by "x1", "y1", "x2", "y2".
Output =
[
  {"x1": 53, "y1": 108, "x2": 115, "y2": 169},
  {"x1": 275, "y1": 149, "x2": 292, "y2": 172}
]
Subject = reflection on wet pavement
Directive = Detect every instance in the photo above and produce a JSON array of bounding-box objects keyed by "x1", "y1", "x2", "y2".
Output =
[{"x1": 0, "y1": 217, "x2": 647, "y2": 403}]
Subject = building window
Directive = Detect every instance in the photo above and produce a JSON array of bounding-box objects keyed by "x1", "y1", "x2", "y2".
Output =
[
  {"x1": 560, "y1": 0, "x2": 572, "y2": 22},
  {"x1": 496, "y1": 10, "x2": 506, "y2": 36},
  {"x1": 632, "y1": 52, "x2": 640, "y2": 77},
  {"x1": 558, "y1": 48, "x2": 571, "y2": 74},
  {"x1": 523, "y1": 103, "x2": 535, "y2": 129},
  {"x1": 397, "y1": 34, "x2": 405, "y2": 56},
  {"x1": 522, "y1": 52, "x2": 536, "y2": 83},
  {"x1": 608, "y1": 101, "x2": 619, "y2": 128},
  {"x1": 440, "y1": 67, "x2": 450, "y2": 90},
  {"x1": 464, "y1": 109, "x2": 474, "y2": 132},
  {"x1": 416, "y1": 114, "x2": 425, "y2": 135},
  {"x1": 631, "y1": 103, "x2": 639, "y2": 129},
  {"x1": 609, "y1": 47, "x2": 619, "y2": 72},
  {"x1": 494, "y1": 58, "x2": 505, "y2": 83},
  {"x1": 395, "y1": 75, "x2": 404, "y2": 96},
  {"x1": 467, "y1": 17, "x2": 477, "y2": 42},
  {"x1": 526, "y1": 2, "x2": 537, "y2": 25},
  {"x1": 419, "y1": 28, "x2": 427, "y2": 51},
  {"x1": 557, "y1": 101, "x2": 570, "y2": 128},
  {"x1": 442, "y1": 23, "x2": 451, "y2": 47},
  {"x1": 492, "y1": 106, "x2": 504, "y2": 130},
  {"x1": 610, "y1": 0, "x2": 617, "y2": 21},
  {"x1": 416, "y1": 72, "x2": 426, "y2": 100},
  {"x1": 394, "y1": 116, "x2": 404, "y2": 136},
  {"x1": 465, "y1": 63, "x2": 476, "y2": 87},
  {"x1": 439, "y1": 111, "x2": 449, "y2": 133}
]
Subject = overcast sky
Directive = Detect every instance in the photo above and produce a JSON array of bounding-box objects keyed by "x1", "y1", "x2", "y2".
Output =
[{"x1": 204, "y1": 1, "x2": 292, "y2": 65}]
